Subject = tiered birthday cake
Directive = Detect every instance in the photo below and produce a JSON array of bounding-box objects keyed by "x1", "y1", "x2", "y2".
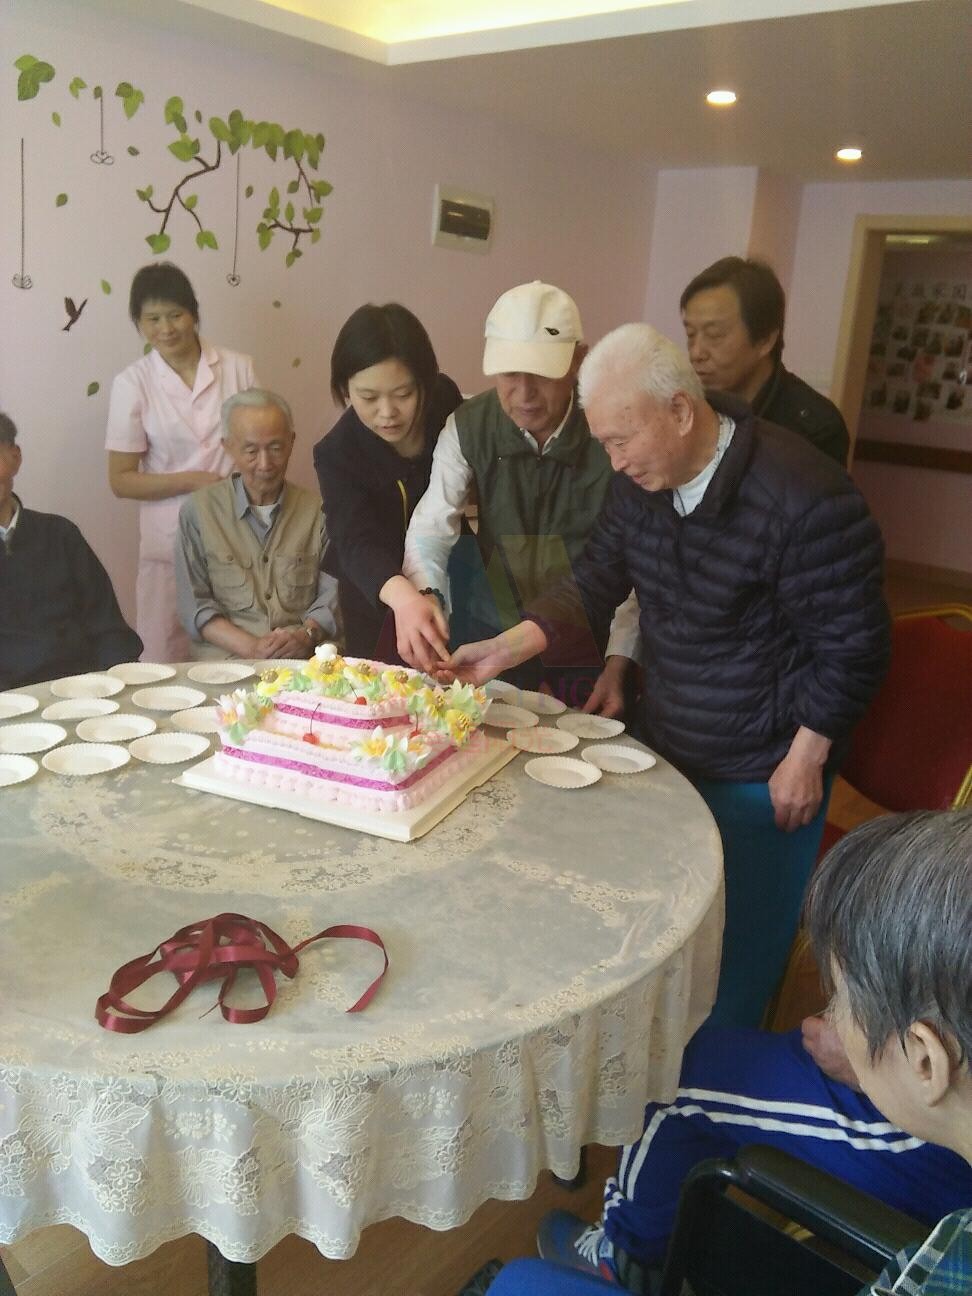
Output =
[{"x1": 213, "y1": 645, "x2": 490, "y2": 815}]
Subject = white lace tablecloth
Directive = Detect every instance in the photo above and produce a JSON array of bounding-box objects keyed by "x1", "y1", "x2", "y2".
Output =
[{"x1": 0, "y1": 668, "x2": 723, "y2": 1265}]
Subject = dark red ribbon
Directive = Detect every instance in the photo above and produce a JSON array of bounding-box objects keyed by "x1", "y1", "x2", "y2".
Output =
[{"x1": 95, "y1": 912, "x2": 388, "y2": 1033}]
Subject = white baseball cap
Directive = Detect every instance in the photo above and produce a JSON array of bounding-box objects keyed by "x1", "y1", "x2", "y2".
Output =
[{"x1": 482, "y1": 281, "x2": 583, "y2": 379}]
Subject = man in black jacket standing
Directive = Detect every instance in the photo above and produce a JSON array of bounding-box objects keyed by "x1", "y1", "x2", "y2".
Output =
[
  {"x1": 447, "y1": 324, "x2": 889, "y2": 1027},
  {"x1": 681, "y1": 256, "x2": 850, "y2": 466}
]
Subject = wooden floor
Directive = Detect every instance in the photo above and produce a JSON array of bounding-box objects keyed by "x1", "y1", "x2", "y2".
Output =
[{"x1": 4, "y1": 575, "x2": 967, "y2": 1295}]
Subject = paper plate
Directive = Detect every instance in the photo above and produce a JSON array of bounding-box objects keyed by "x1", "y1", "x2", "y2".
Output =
[
  {"x1": 186, "y1": 662, "x2": 255, "y2": 685},
  {"x1": 76, "y1": 713, "x2": 157, "y2": 743},
  {"x1": 581, "y1": 744, "x2": 656, "y2": 774},
  {"x1": 42, "y1": 697, "x2": 120, "y2": 721},
  {"x1": 254, "y1": 659, "x2": 309, "y2": 674},
  {"x1": 170, "y1": 706, "x2": 222, "y2": 734},
  {"x1": 130, "y1": 686, "x2": 208, "y2": 712},
  {"x1": 556, "y1": 713, "x2": 626, "y2": 740},
  {"x1": 0, "y1": 753, "x2": 39, "y2": 787},
  {"x1": 128, "y1": 732, "x2": 210, "y2": 764},
  {"x1": 42, "y1": 742, "x2": 130, "y2": 776},
  {"x1": 0, "y1": 691, "x2": 39, "y2": 720},
  {"x1": 0, "y1": 722, "x2": 68, "y2": 754},
  {"x1": 108, "y1": 662, "x2": 177, "y2": 685},
  {"x1": 482, "y1": 702, "x2": 539, "y2": 730},
  {"x1": 508, "y1": 726, "x2": 579, "y2": 755},
  {"x1": 524, "y1": 756, "x2": 602, "y2": 789},
  {"x1": 49, "y1": 673, "x2": 125, "y2": 699},
  {"x1": 485, "y1": 679, "x2": 517, "y2": 700}
]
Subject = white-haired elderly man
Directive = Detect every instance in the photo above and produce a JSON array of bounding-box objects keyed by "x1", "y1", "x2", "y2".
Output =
[
  {"x1": 175, "y1": 389, "x2": 339, "y2": 661},
  {"x1": 382, "y1": 281, "x2": 638, "y2": 708},
  {"x1": 447, "y1": 323, "x2": 891, "y2": 1028}
]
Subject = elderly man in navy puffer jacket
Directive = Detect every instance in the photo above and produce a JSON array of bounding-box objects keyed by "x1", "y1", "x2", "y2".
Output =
[{"x1": 448, "y1": 322, "x2": 890, "y2": 1028}]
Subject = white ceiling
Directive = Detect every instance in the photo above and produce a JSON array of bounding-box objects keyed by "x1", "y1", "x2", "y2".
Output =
[{"x1": 118, "y1": 0, "x2": 972, "y2": 180}]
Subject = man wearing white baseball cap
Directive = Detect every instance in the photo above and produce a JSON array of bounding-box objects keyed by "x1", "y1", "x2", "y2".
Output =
[{"x1": 381, "y1": 281, "x2": 633, "y2": 701}]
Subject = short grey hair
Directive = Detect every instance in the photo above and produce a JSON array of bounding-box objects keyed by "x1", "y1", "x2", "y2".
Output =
[
  {"x1": 578, "y1": 323, "x2": 704, "y2": 408},
  {"x1": 806, "y1": 809, "x2": 972, "y2": 1066},
  {"x1": 0, "y1": 413, "x2": 17, "y2": 446},
  {"x1": 221, "y1": 389, "x2": 294, "y2": 439}
]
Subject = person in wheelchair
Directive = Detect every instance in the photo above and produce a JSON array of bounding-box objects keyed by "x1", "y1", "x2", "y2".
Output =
[{"x1": 468, "y1": 809, "x2": 972, "y2": 1296}]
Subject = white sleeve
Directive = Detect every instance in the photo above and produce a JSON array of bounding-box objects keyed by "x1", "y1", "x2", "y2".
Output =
[
  {"x1": 605, "y1": 590, "x2": 643, "y2": 662},
  {"x1": 401, "y1": 413, "x2": 473, "y2": 608}
]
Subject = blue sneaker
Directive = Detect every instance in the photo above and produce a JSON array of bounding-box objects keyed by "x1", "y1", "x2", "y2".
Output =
[{"x1": 536, "y1": 1210, "x2": 619, "y2": 1283}]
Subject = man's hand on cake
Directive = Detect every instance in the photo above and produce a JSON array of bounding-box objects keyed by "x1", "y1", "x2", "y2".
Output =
[
  {"x1": 394, "y1": 597, "x2": 450, "y2": 673},
  {"x1": 447, "y1": 621, "x2": 550, "y2": 685}
]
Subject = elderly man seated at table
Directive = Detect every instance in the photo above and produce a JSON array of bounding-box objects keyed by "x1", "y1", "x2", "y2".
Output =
[
  {"x1": 464, "y1": 808, "x2": 972, "y2": 1296},
  {"x1": 0, "y1": 411, "x2": 142, "y2": 688},
  {"x1": 175, "y1": 389, "x2": 339, "y2": 661}
]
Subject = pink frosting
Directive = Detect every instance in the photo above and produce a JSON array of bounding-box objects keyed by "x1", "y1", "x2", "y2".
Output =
[{"x1": 221, "y1": 743, "x2": 455, "y2": 791}]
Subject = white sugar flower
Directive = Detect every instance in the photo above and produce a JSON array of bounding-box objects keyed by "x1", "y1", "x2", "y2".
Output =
[{"x1": 314, "y1": 643, "x2": 338, "y2": 663}]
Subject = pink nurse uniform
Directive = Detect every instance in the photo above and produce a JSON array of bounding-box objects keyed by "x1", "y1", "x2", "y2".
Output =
[{"x1": 105, "y1": 341, "x2": 258, "y2": 663}]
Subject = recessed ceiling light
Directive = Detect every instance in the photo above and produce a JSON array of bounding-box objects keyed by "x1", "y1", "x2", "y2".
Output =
[
  {"x1": 835, "y1": 146, "x2": 863, "y2": 162},
  {"x1": 706, "y1": 89, "x2": 737, "y2": 106}
]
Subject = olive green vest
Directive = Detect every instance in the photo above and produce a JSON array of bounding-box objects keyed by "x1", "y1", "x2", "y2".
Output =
[
  {"x1": 192, "y1": 477, "x2": 322, "y2": 660},
  {"x1": 454, "y1": 390, "x2": 612, "y2": 630}
]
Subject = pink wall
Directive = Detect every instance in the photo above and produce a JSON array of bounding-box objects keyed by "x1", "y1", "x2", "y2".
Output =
[
  {"x1": 0, "y1": 0, "x2": 653, "y2": 624},
  {"x1": 747, "y1": 170, "x2": 802, "y2": 298},
  {"x1": 642, "y1": 167, "x2": 759, "y2": 342}
]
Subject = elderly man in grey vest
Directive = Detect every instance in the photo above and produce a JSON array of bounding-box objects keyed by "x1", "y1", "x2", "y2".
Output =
[
  {"x1": 175, "y1": 389, "x2": 339, "y2": 661},
  {"x1": 384, "y1": 281, "x2": 637, "y2": 706}
]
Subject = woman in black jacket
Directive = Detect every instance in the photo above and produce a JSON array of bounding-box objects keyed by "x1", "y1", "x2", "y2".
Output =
[{"x1": 313, "y1": 303, "x2": 462, "y2": 659}]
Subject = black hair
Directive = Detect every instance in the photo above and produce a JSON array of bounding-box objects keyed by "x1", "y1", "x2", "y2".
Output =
[
  {"x1": 330, "y1": 303, "x2": 439, "y2": 407},
  {"x1": 129, "y1": 262, "x2": 200, "y2": 326},
  {"x1": 680, "y1": 256, "x2": 785, "y2": 362},
  {"x1": 0, "y1": 412, "x2": 17, "y2": 446}
]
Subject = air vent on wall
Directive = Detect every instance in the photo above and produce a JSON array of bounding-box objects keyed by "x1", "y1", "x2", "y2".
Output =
[{"x1": 432, "y1": 184, "x2": 494, "y2": 254}]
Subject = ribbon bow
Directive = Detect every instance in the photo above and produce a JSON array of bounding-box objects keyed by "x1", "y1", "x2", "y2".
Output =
[{"x1": 95, "y1": 913, "x2": 388, "y2": 1033}]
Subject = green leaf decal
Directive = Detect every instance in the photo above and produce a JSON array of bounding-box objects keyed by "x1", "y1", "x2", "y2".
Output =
[
  {"x1": 272, "y1": 300, "x2": 281, "y2": 308},
  {"x1": 184, "y1": 193, "x2": 198, "y2": 210},
  {"x1": 292, "y1": 357, "x2": 301, "y2": 368},
  {"x1": 68, "y1": 75, "x2": 86, "y2": 98},
  {"x1": 101, "y1": 280, "x2": 112, "y2": 294},
  {"x1": 311, "y1": 179, "x2": 333, "y2": 199},
  {"x1": 244, "y1": 184, "x2": 254, "y2": 198},
  {"x1": 194, "y1": 108, "x2": 202, "y2": 123},
  {"x1": 93, "y1": 85, "x2": 102, "y2": 99},
  {"x1": 311, "y1": 228, "x2": 321, "y2": 243},
  {"x1": 87, "y1": 381, "x2": 100, "y2": 397},
  {"x1": 16, "y1": 60, "x2": 54, "y2": 101},
  {"x1": 304, "y1": 207, "x2": 322, "y2": 224},
  {"x1": 122, "y1": 89, "x2": 144, "y2": 119},
  {"x1": 164, "y1": 95, "x2": 183, "y2": 121},
  {"x1": 55, "y1": 192, "x2": 68, "y2": 207},
  {"x1": 14, "y1": 55, "x2": 38, "y2": 72},
  {"x1": 195, "y1": 229, "x2": 218, "y2": 250},
  {"x1": 284, "y1": 201, "x2": 295, "y2": 222},
  {"x1": 51, "y1": 110, "x2": 61, "y2": 126},
  {"x1": 127, "y1": 145, "x2": 140, "y2": 156},
  {"x1": 209, "y1": 116, "x2": 231, "y2": 142},
  {"x1": 115, "y1": 81, "x2": 134, "y2": 98},
  {"x1": 168, "y1": 135, "x2": 199, "y2": 162},
  {"x1": 146, "y1": 232, "x2": 171, "y2": 254},
  {"x1": 257, "y1": 224, "x2": 273, "y2": 251},
  {"x1": 287, "y1": 179, "x2": 299, "y2": 194}
]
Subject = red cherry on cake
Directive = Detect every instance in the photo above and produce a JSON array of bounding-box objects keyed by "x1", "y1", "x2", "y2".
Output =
[
  {"x1": 302, "y1": 733, "x2": 318, "y2": 745},
  {"x1": 354, "y1": 697, "x2": 367, "y2": 705}
]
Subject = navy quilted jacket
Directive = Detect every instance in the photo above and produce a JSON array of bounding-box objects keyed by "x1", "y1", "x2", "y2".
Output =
[{"x1": 530, "y1": 395, "x2": 890, "y2": 782}]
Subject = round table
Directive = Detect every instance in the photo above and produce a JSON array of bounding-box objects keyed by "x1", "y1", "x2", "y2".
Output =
[{"x1": 0, "y1": 667, "x2": 723, "y2": 1267}]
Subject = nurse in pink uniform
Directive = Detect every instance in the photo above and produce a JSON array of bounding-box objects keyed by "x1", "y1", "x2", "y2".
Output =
[{"x1": 106, "y1": 263, "x2": 258, "y2": 662}]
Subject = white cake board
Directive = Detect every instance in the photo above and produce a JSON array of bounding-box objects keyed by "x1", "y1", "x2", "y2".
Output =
[{"x1": 175, "y1": 737, "x2": 518, "y2": 842}]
